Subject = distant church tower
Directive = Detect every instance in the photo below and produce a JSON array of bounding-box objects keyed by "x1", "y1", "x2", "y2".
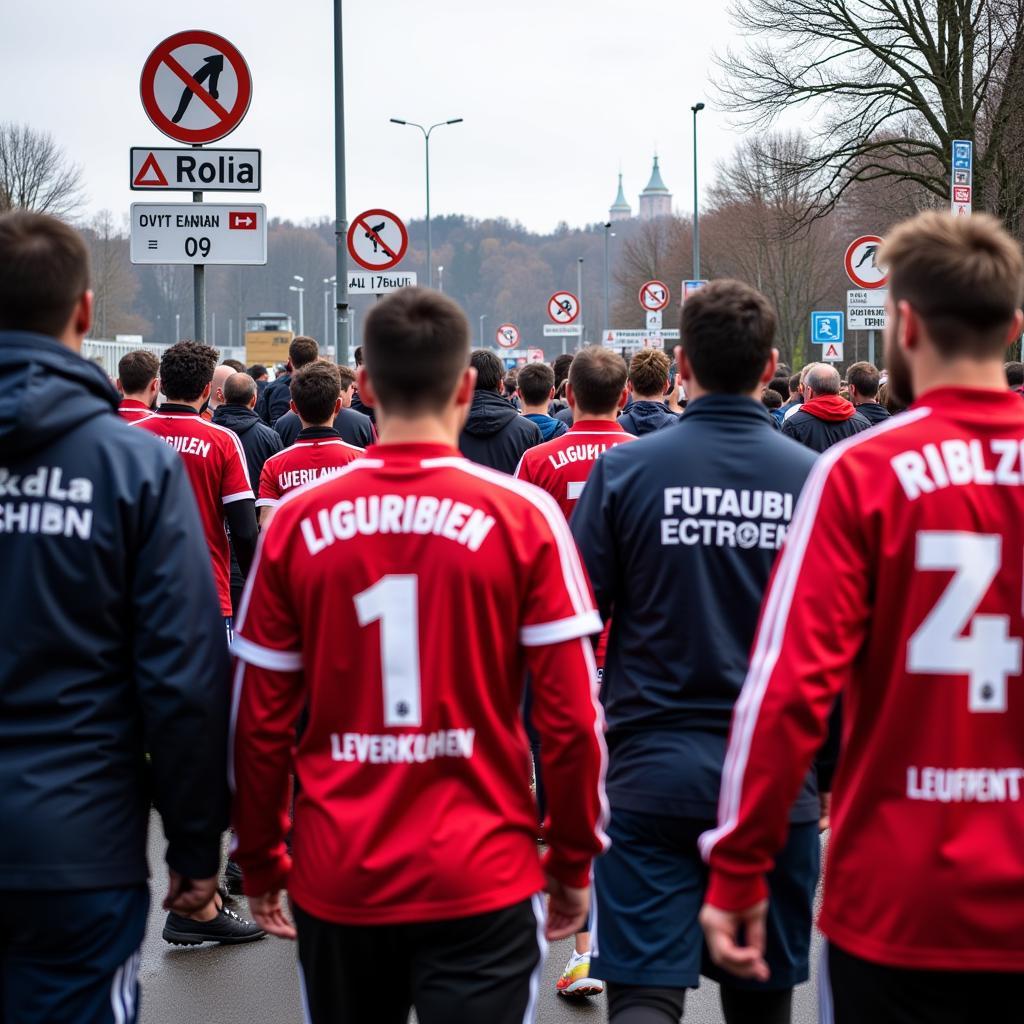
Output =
[
  {"x1": 639, "y1": 155, "x2": 672, "y2": 220},
  {"x1": 609, "y1": 172, "x2": 631, "y2": 222}
]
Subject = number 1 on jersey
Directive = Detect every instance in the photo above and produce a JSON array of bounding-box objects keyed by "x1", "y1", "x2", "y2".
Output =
[{"x1": 355, "y1": 575, "x2": 423, "y2": 727}]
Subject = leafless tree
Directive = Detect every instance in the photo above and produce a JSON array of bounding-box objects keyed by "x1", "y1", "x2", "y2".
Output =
[
  {"x1": 0, "y1": 123, "x2": 84, "y2": 218},
  {"x1": 717, "y1": 1, "x2": 1024, "y2": 224}
]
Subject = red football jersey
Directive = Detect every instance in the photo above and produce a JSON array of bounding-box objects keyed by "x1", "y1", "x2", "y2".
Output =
[
  {"x1": 257, "y1": 433, "x2": 364, "y2": 509},
  {"x1": 702, "y1": 387, "x2": 1024, "y2": 970},
  {"x1": 231, "y1": 442, "x2": 608, "y2": 925},
  {"x1": 117, "y1": 399, "x2": 152, "y2": 423},
  {"x1": 136, "y1": 406, "x2": 253, "y2": 615},
  {"x1": 514, "y1": 419, "x2": 636, "y2": 518}
]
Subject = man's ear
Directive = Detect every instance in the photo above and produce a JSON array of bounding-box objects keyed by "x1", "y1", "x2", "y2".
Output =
[
  {"x1": 289, "y1": 399, "x2": 298, "y2": 415},
  {"x1": 676, "y1": 346, "x2": 695, "y2": 385},
  {"x1": 75, "y1": 290, "x2": 93, "y2": 338},
  {"x1": 333, "y1": 397, "x2": 343, "y2": 417},
  {"x1": 356, "y1": 367, "x2": 376, "y2": 408}
]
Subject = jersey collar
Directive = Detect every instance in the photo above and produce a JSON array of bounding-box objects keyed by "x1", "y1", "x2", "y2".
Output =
[
  {"x1": 681, "y1": 394, "x2": 772, "y2": 423},
  {"x1": 297, "y1": 426, "x2": 342, "y2": 442},
  {"x1": 913, "y1": 385, "x2": 1023, "y2": 412},
  {"x1": 156, "y1": 402, "x2": 200, "y2": 416},
  {"x1": 119, "y1": 398, "x2": 151, "y2": 411},
  {"x1": 569, "y1": 418, "x2": 627, "y2": 434},
  {"x1": 365, "y1": 441, "x2": 461, "y2": 461}
]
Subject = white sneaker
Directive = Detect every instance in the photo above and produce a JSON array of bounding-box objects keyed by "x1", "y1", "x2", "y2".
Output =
[{"x1": 555, "y1": 949, "x2": 604, "y2": 997}]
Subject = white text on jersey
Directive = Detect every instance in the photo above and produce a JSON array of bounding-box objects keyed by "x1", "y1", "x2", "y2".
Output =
[
  {"x1": 548, "y1": 442, "x2": 616, "y2": 469},
  {"x1": 330, "y1": 729, "x2": 476, "y2": 764},
  {"x1": 160, "y1": 435, "x2": 211, "y2": 458},
  {"x1": 892, "y1": 438, "x2": 1024, "y2": 500}
]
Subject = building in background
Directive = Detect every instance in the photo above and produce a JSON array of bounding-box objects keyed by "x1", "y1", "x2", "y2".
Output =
[
  {"x1": 609, "y1": 173, "x2": 632, "y2": 222},
  {"x1": 639, "y1": 155, "x2": 672, "y2": 220}
]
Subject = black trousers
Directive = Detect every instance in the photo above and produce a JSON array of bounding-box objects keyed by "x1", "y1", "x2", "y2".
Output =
[
  {"x1": 294, "y1": 895, "x2": 545, "y2": 1024},
  {"x1": 827, "y1": 942, "x2": 1024, "y2": 1024}
]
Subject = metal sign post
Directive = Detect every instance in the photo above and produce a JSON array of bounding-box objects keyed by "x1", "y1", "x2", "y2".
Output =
[{"x1": 335, "y1": 1, "x2": 351, "y2": 365}]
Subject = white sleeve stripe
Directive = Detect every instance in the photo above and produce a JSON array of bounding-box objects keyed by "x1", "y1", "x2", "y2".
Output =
[
  {"x1": 520, "y1": 611, "x2": 603, "y2": 646},
  {"x1": 231, "y1": 634, "x2": 304, "y2": 671},
  {"x1": 255, "y1": 497, "x2": 278, "y2": 508},
  {"x1": 204, "y1": 418, "x2": 253, "y2": 487},
  {"x1": 222, "y1": 490, "x2": 255, "y2": 504},
  {"x1": 698, "y1": 406, "x2": 933, "y2": 861}
]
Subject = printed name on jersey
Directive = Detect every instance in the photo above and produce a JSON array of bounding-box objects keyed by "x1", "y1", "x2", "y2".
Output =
[
  {"x1": 278, "y1": 465, "x2": 349, "y2": 491},
  {"x1": 892, "y1": 437, "x2": 1024, "y2": 499},
  {"x1": 0, "y1": 466, "x2": 94, "y2": 539},
  {"x1": 331, "y1": 728, "x2": 476, "y2": 764},
  {"x1": 159, "y1": 435, "x2": 212, "y2": 458},
  {"x1": 660, "y1": 486, "x2": 795, "y2": 551},
  {"x1": 907, "y1": 766, "x2": 1024, "y2": 803},
  {"x1": 547, "y1": 442, "x2": 619, "y2": 469},
  {"x1": 301, "y1": 494, "x2": 496, "y2": 556}
]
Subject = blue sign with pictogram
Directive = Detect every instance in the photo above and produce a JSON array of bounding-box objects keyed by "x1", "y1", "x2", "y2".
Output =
[{"x1": 811, "y1": 311, "x2": 845, "y2": 345}]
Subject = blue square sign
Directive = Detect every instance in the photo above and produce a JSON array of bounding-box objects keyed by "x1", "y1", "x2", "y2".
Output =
[
  {"x1": 811, "y1": 312, "x2": 845, "y2": 345},
  {"x1": 952, "y1": 139, "x2": 973, "y2": 170}
]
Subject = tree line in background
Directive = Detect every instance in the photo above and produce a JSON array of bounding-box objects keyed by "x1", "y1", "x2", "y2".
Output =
[{"x1": 5, "y1": 0, "x2": 1024, "y2": 368}]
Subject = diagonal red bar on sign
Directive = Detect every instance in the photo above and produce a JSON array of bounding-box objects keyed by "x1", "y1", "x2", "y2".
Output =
[
  {"x1": 642, "y1": 284, "x2": 662, "y2": 307},
  {"x1": 551, "y1": 297, "x2": 569, "y2": 320},
  {"x1": 161, "y1": 50, "x2": 232, "y2": 122},
  {"x1": 355, "y1": 216, "x2": 398, "y2": 261}
]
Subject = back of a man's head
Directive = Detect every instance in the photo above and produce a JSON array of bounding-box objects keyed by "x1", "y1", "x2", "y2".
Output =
[
  {"x1": 681, "y1": 280, "x2": 776, "y2": 394},
  {"x1": 0, "y1": 210, "x2": 90, "y2": 339},
  {"x1": 629, "y1": 348, "x2": 671, "y2": 399},
  {"x1": 289, "y1": 335, "x2": 319, "y2": 370},
  {"x1": 805, "y1": 364, "x2": 841, "y2": 397},
  {"x1": 222, "y1": 358, "x2": 246, "y2": 373},
  {"x1": 552, "y1": 353, "x2": 574, "y2": 390},
  {"x1": 470, "y1": 350, "x2": 504, "y2": 393},
  {"x1": 1005, "y1": 361, "x2": 1024, "y2": 388},
  {"x1": 881, "y1": 211, "x2": 1024, "y2": 359},
  {"x1": 160, "y1": 341, "x2": 219, "y2": 402},
  {"x1": 517, "y1": 362, "x2": 555, "y2": 407},
  {"x1": 765, "y1": 376, "x2": 790, "y2": 403},
  {"x1": 118, "y1": 349, "x2": 159, "y2": 396},
  {"x1": 247, "y1": 363, "x2": 268, "y2": 381},
  {"x1": 291, "y1": 361, "x2": 341, "y2": 425},
  {"x1": 354, "y1": 346, "x2": 364, "y2": 368},
  {"x1": 337, "y1": 364, "x2": 357, "y2": 392},
  {"x1": 569, "y1": 346, "x2": 628, "y2": 415},
  {"x1": 363, "y1": 287, "x2": 469, "y2": 416},
  {"x1": 224, "y1": 371, "x2": 257, "y2": 407},
  {"x1": 788, "y1": 372, "x2": 801, "y2": 397},
  {"x1": 847, "y1": 361, "x2": 881, "y2": 399}
]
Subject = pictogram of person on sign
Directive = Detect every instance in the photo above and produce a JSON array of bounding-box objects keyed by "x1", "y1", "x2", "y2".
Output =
[{"x1": 171, "y1": 55, "x2": 224, "y2": 123}]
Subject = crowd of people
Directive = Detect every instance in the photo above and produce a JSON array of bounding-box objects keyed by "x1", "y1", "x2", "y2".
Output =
[{"x1": 1, "y1": 205, "x2": 1023, "y2": 1024}]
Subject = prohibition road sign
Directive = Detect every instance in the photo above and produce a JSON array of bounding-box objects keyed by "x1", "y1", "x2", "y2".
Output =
[
  {"x1": 496, "y1": 323, "x2": 520, "y2": 349},
  {"x1": 639, "y1": 280, "x2": 670, "y2": 312},
  {"x1": 548, "y1": 291, "x2": 580, "y2": 324},
  {"x1": 347, "y1": 209, "x2": 409, "y2": 272},
  {"x1": 844, "y1": 235, "x2": 888, "y2": 289},
  {"x1": 140, "y1": 30, "x2": 252, "y2": 145}
]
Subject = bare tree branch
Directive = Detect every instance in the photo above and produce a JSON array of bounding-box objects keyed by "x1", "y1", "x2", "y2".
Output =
[{"x1": 0, "y1": 123, "x2": 84, "y2": 219}]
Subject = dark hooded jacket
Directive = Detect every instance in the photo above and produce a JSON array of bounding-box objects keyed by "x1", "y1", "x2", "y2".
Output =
[
  {"x1": 781, "y1": 393, "x2": 871, "y2": 453},
  {"x1": 854, "y1": 401, "x2": 891, "y2": 427},
  {"x1": 0, "y1": 332, "x2": 229, "y2": 890},
  {"x1": 258, "y1": 372, "x2": 292, "y2": 425},
  {"x1": 459, "y1": 389, "x2": 541, "y2": 474},
  {"x1": 274, "y1": 406, "x2": 375, "y2": 449},
  {"x1": 617, "y1": 399, "x2": 680, "y2": 436},
  {"x1": 212, "y1": 402, "x2": 284, "y2": 485}
]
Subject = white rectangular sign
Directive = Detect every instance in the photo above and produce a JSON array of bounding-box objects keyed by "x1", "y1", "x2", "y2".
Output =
[
  {"x1": 129, "y1": 203, "x2": 267, "y2": 265},
  {"x1": 130, "y1": 148, "x2": 262, "y2": 191},
  {"x1": 646, "y1": 310, "x2": 663, "y2": 330},
  {"x1": 603, "y1": 329, "x2": 680, "y2": 341},
  {"x1": 543, "y1": 324, "x2": 582, "y2": 337},
  {"x1": 347, "y1": 270, "x2": 418, "y2": 294},
  {"x1": 847, "y1": 289, "x2": 888, "y2": 330},
  {"x1": 822, "y1": 342, "x2": 844, "y2": 362}
]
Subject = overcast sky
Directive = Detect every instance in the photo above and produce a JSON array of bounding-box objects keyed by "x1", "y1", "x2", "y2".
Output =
[{"x1": 2, "y1": 1, "x2": 765, "y2": 234}]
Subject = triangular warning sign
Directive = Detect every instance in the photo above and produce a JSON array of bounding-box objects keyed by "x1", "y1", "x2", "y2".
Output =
[
  {"x1": 825, "y1": 343, "x2": 839, "y2": 358},
  {"x1": 133, "y1": 153, "x2": 168, "y2": 187}
]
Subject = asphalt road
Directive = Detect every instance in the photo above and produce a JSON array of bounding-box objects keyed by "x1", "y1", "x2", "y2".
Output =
[{"x1": 138, "y1": 815, "x2": 822, "y2": 1024}]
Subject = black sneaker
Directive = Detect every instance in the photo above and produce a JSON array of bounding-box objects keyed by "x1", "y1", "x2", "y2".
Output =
[
  {"x1": 224, "y1": 859, "x2": 245, "y2": 896},
  {"x1": 162, "y1": 904, "x2": 265, "y2": 946}
]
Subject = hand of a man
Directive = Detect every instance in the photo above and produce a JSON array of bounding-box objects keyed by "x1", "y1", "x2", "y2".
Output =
[
  {"x1": 249, "y1": 890, "x2": 297, "y2": 940},
  {"x1": 163, "y1": 870, "x2": 219, "y2": 914},
  {"x1": 819, "y1": 791, "x2": 832, "y2": 833},
  {"x1": 699, "y1": 899, "x2": 771, "y2": 982},
  {"x1": 544, "y1": 874, "x2": 589, "y2": 941}
]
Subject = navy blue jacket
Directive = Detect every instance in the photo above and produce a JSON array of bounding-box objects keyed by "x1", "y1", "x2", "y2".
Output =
[
  {"x1": 617, "y1": 399, "x2": 680, "y2": 436},
  {"x1": 0, "y1": 332, "x2": 229, "y2": 890},
  {"x1": 273, "y1": 406, "x2": 375, "y2": 448},
  {"x1": 571, "y1": 394, "x2": 820, "y2": 822},
  {"x1": 258, "y1": 372, "x2": 292, "y2": 425},
  {"x1": 459, "y1": 390, "x2": 541, "y2": 474}
]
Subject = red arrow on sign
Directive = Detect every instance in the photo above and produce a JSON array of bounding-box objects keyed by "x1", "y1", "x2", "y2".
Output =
[{"x1": 229, "y1": 211, "x2": 257, "y2": 229}]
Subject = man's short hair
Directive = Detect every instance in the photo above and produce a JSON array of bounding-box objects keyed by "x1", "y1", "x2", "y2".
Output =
[
  {"x1": 354, "y1": 346, "x2": 364, "y2": 367},
  {"x1": 552, "y1": 353, "x2": 574, "y2": 390},
  {"x1": 880, "y1": 211, "x2": 1024, "y2": 358},
  {"x1": 788, "y1": 372, "x2": 801, "y2": 396},
  {"x1": 762, "y1": 389, "x2": 783, "y2": 410},
  {"x1": 337, "y1": 364, "x2": 357, "y2": 390},
  {"x1": 223, "y1": 371, "x2": 256, "y2": 405},
  {"x1": 363, "y1": 287, "x2": 470, "y2": 415},
  {"x1": 117, "y1": 349, "x2": 159, "y2": 394},
  {"x1": 569, "y1": 346, "x2": 628, "y2": 415},
  {"x1": 289, "y1": 335, "x2": 320, "y2": 369},
  {"x1": 159, "y1": 341, "x2": 219, "y2": 402},
  {"x1": 765, "y1": 376, "x2": 790, "y2": 403},
  {"x1": 1005, "y1": 361, "x2": 1024, "y2": 388},
  {"x1": 470, "y1": 350, "x2": 504, "y2": 393},
  {"x1": 517, "y1": 362, "x2": 555, "y2": 405},
  {"x1": 628, "y1": 349, "x2": 671, "y2": 397},
  {"x1": 681, "y1": 280, "x2": 776, "y2": 394},
  {"x1": 221, "y1": 358, "x2": 246, "y2": 373},
  {"x1": 805, "y1": 364, "x2": 841, "y2": 396},
  {"x1": 291, "y1": 362, "x2": 341, "y2": 424},
  {"x1": 0, "y1": 210, "x2": 90, "y2": 338},
  {"x1": 246, "y1": 363, "x2": 268, "y2": 380},
  {"x1": 847, "y1": 361, "x2": 881, "y2": 398}
]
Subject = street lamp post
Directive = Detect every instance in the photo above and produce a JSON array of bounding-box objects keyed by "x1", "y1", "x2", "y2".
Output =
[
  {"x1": 576, "y1": 257, "x2": 584, "y2": 352},
  {"x1": 175, "y1": 313, "x2": 180, "y2": 341},
  {"x1": 438, "y1": 265, "x2": 444, "y2": 293},
  {"x1": 691, "y1": 102, "x2": 705, "y2": 280},
  {"x1": 479, "y1": 314, "x2": 487, "y2": 350},
  {"x1": 603, "y1": 222, "x2": 615, "y2": 334},
  {"x1": 390, "y1": 117, "x2": 463, "y2": 288},
  {"x1": 289, "y1": 274, "x2": 305, "y2": 335},
  {"x1": 324, "y1": 276, "x2": 337, "y2": 355}
]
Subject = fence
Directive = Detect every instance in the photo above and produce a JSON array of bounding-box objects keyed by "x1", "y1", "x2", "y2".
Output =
[{"x1": 82, "y1": 339, "x2": 247, "y2": 377}]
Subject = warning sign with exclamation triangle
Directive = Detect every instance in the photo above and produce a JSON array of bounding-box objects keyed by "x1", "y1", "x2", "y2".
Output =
[{"x1": 133, "y1": 152, "x2": 169, "y2": 187}]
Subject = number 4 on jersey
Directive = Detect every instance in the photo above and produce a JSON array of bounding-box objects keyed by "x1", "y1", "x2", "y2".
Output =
[{"x1": 908, "y1": 532, "x2": 1022, "y2": 713}]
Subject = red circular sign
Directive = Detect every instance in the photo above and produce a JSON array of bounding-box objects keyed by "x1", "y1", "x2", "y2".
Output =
[
  {"x1": 347, "y1": 209, "x2": 409, "y2": 272},
  {"x1": 496, "y1": 324, "x2": 520, "y2": 349},
  {"x1": 140, "y1": 30, "x2": 252, "y2": 145},
  {"x1": 844, "y1": 235, "x2": 888, "y2": 289},
  {"x1": 548, "y1": 291, "x2": 580, "y2": 324},
  {"x1": 639, "y1": 280, "x2": 670, "y2": 311}
]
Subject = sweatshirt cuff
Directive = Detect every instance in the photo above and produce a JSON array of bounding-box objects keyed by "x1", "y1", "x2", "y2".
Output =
[
  {"x1": 542, "y1": 848, "x2": 593, "y2": 891},
  {"x1": 704, "y1": 868, "x2": 769, "y2": 913},
  {"x1": 239, "y1": 852, "x2": 293, "y2": 898},
  {"x1": 165, "y1": 834, "x2": 224, "y2": 881}
]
